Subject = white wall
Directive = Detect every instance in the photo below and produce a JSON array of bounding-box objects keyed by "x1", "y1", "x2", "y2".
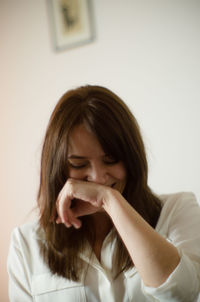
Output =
[{"x1": 0, "y1": 1, "x2": 200, "y2": 301}]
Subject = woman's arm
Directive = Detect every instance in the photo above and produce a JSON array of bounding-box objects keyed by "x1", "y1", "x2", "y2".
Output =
[
  {"x1": 56, "y1": 178, "x2": 180, "y2": 287},
  {"x1": 103, "y1": 188, "x2": 180, "y2": 287}
]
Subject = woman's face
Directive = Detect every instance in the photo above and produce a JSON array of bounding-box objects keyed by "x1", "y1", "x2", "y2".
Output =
[{"x1": 67, "y1": 124, "x2": 127, "y2": 192}]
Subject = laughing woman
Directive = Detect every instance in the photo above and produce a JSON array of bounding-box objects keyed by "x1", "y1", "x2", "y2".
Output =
[{"x1": 8, "y1": 85, "x2": 200, "y2": 301}]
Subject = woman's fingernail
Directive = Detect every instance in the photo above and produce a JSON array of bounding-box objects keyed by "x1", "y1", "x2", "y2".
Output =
[{"x1": 65, "y1": 223, "x2": 72, "y2": 228}]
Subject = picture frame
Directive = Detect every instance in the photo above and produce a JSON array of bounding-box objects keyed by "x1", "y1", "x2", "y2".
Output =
[{"x1": 48, "y1": 0, "x2": 95, "y2": 51}]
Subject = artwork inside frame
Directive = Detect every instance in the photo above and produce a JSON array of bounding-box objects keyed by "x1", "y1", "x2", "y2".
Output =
[{"x1": 48, "y1": 0, "x2": 95, "y2": 51}]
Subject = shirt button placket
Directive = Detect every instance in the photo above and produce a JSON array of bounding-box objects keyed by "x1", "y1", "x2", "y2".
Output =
[{"x1": 98, "y1": 270, "x2": 115, "y2": 302}]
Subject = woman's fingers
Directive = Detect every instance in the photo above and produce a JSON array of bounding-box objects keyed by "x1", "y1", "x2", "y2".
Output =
[
  {"x1": 56, "y1": 191, "x2": 72, "y2": 227},
  {"x1": 65, "y1": 209, "x2": 82, "y2": 229},
  {"x1": 56, "y1": 203, "x2": 82, "y2": 229},
  {"x1": 56, "y1": 194, "x2": 82, "y2": 229},
  {"x1": 54, "y1": 179, "x2": 107, "y2": 228}
]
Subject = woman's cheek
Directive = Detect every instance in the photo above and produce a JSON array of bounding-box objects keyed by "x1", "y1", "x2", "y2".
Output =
[
  {"x1": 113, "y1": 164, "x2": 127, "y2": 180},
  {"x1": 68, "y1": 169, "x2": 85, "y2": 180}
]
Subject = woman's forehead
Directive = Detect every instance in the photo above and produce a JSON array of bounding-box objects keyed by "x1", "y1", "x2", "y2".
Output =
[{"x1": 68, "y1": 124, "x2": 105, "y2": 157}]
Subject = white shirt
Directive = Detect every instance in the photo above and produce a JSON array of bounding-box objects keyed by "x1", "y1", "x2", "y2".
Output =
[{"x1": 7, "y1": 192, "x2": 200, "y2": 302}]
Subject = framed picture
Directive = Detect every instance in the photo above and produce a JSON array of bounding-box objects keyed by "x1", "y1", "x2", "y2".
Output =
[{"x1": 48, "y1": 0, "x2": 95, "y2": 51}]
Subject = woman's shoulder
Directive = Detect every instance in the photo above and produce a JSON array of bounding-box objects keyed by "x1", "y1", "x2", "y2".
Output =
[
  {"x1": 11, "y1": 220, "x2": 44, "y2": 241},
  {"x1": 156, "y1": 192, "x2": 200, "y2": 232},
  {"x1": 159, "y1": 191, "x2": 198, "y2": 210},
  {"x1": 10, "y1": 220, "x2": 45, "y2": 255}
]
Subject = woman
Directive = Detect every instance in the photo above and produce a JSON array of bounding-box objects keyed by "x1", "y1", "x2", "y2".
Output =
[{"x1": 8, "y1": 85, "x2": 200, "y2": 301}]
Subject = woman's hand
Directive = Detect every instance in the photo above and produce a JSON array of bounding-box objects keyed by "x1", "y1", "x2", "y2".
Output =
[{"x1": 55, "y1": 179, "x2": 110, "y2": 229}]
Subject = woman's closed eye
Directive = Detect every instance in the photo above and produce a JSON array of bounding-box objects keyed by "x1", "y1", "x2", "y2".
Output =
[
  {"x1": 68, "y1": 156, "x2": 119, "y2": 170},
  {"x1": 68, "y1": 161, "x2": 88, "y2": 169},
  {"x1": 103, "y1": 156, "x2": 119, "y2": 165}
]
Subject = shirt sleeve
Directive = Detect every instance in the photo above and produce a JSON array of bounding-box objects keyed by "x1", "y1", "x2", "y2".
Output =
[
  {"x1": 7, "y1": 227, "x2": 33, "y2": 302},
  {"x1": 142, "y1": 192, "x2": 200, "y2": 302}
]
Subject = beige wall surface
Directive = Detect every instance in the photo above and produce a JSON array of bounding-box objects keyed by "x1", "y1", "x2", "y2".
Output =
[{"x1": 0, "y1": 0, "x2": 200, "y2": 301}]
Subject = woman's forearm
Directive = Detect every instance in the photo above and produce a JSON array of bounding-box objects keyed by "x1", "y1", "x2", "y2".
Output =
[{"x1": 103, "y1": 189, "x2": 180, "y2": 287}]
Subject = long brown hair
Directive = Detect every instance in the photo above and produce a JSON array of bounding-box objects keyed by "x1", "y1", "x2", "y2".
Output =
[{"x1": 38, "y1": 85, "x2": 162, "y2": 281}]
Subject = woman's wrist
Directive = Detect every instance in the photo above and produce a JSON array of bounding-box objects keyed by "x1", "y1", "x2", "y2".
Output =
[{"x1": 102, "y1": 187, "x2": 123, "y2": 215}]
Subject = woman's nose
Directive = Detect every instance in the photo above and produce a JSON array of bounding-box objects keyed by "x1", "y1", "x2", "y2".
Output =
[{"x1": 86, "y1": 165, "x2": 108, "y2": 184}]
